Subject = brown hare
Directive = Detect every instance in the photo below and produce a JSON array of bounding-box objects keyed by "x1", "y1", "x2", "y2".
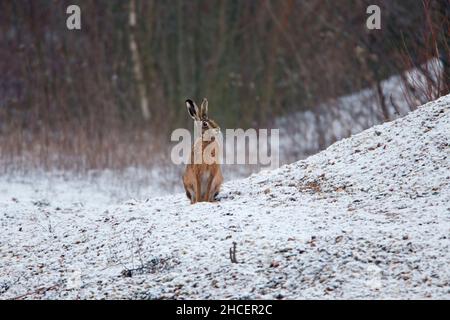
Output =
[{"x1": 183, "y1": 98, "x2": 223, "y2": 204}]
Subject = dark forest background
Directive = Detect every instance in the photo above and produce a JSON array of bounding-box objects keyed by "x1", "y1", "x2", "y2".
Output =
[{"x1": 0, "y1": 0, "x2": 449, "y2": 174}]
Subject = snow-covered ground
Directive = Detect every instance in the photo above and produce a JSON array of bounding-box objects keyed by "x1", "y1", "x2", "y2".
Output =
[{"x1": 1, "y1": 94, "x2": 449, "y2": 299}]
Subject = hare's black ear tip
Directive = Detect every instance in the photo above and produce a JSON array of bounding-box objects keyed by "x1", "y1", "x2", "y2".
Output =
[{"x1": 185, "y1": 99, "x2": 193, "y2": 105}]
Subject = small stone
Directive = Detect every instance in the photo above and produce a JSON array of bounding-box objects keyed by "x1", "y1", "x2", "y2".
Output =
[
  {"x1": 211, "y1": 280, "x2": 220, "y2": 288},
  {"x1": 270, "y1": 260, "x2": 280, "y2": 268}
]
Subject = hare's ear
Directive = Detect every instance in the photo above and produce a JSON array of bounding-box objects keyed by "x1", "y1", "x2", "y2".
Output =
[
  {"x1": 185, "y1": 99, "x2": 199, "y2": 120},
  {"x1": 200, "y1": 98, "x2": 208, "y2": 119}
]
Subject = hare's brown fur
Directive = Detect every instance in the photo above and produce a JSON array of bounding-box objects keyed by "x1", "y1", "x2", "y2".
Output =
[{"x1": 183, "y1": 98, "x2": 223, "y2": 204}]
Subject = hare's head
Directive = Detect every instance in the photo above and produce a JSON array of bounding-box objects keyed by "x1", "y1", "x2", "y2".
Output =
[{"x1": 185, "y1": 98, "x2": 220, "y2": 137}]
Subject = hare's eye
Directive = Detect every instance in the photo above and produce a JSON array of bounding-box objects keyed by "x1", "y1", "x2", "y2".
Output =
[{"x1": 202, "y1": 121, "x2": 208, "y2": 128}]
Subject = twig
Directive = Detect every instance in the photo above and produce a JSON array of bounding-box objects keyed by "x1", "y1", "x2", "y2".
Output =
[
  {"x1": 10, "y1": 284, "x2": 61, "y2": 300},
  {"x1": 229, "y1": 241, "x2": 238, "y2": 263}
]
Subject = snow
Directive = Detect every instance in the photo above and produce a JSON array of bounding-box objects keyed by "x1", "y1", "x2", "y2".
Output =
[
  {"x1": 1, "y1": 94, "x2": 449, "y2": 299},
  {"x1": 278, "y1": 58, "x2": 443, "y2": 162}
]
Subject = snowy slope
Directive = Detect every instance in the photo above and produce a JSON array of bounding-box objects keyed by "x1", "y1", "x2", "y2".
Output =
[
  {"x1": 1, "y1": 95, "x2": 449, "y2": 299},
  {"x1": 279, "y1": 59, "x2": 443, "y2": 162}
]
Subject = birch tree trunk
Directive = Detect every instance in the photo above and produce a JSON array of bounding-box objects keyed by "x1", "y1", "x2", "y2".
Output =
[{"x1": 129, "y1": 0, "x2": 150, "y2": 120}]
